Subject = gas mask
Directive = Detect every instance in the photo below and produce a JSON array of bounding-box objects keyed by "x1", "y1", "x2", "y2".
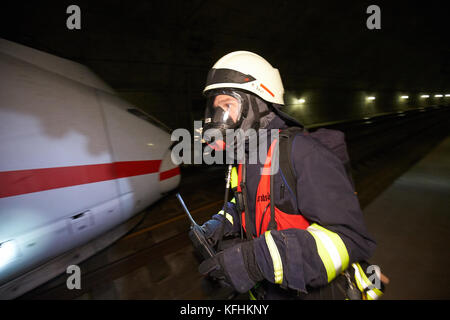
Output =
[{"x1": 202, "y1": 89, "x2": 273, "y2": 162}]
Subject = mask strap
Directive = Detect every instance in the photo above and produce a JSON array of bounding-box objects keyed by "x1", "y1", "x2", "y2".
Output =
[
  {"x1": 250, "y1": 96, "x2": 260, "y2": 130},
  {"x1": 259, "y1": 110, "x2": 271, "y2": 118}
]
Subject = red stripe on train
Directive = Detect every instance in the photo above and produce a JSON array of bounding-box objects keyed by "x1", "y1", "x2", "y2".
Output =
[
  {"x1": 0, "y1": 160, "x2": 179, "y2": 199},
  {"x1": 159, "y1": 167, "x2": 181, "y2": 181}
]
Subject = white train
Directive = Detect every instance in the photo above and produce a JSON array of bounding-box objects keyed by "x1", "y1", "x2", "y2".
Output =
[{"x1": 0, "y1": 39, "x2": 180, "y2": 298}]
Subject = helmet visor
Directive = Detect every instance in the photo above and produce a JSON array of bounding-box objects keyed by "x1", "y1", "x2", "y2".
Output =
[
  {"x1": 205, "y1": 68, "x2": 256, "y2": 87},
  {"x1": 204, "y1": 91, "x2": 245, "y2": 130}
]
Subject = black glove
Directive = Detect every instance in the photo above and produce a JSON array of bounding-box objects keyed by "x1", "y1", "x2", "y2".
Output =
[
  {"x1": 200, "y1": 218, "x2": 224, "y2": 246},
  {"x1": 199, "y1": 240, "x2": 264, "y2": 293},
  {"x1": 200, "y1": 202, "x2": 239, "y2": 246}
]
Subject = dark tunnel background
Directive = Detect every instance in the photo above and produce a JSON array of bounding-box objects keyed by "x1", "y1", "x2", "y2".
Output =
[{"x1": 1, "y1": 1, "x2": 449, "y2": 131}]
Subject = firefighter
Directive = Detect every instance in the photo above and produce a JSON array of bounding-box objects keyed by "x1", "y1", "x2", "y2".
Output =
[{"x1": 198, "y1": 51, "x2": 380, "y2": 299}]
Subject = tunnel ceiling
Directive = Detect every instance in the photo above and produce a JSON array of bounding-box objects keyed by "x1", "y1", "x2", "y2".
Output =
[{"x1": 2, "y1": 1, "x2": 449, "y2": 97}]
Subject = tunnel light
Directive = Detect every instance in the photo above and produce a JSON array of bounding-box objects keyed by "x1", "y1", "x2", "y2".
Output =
[
  {"x1": 0, "y1": 240, "x2": 18, "y2": 268},
  {"x1": 445, "y1": 94, "x2": 450, "y2": 97},
  {"x1": 420, "y1": 95, "x2": 429, "y2": 98},
  {"x1": 366, "y1": 96, "x2": 376, "y2": 101},
  {"x1": 434, "y1": 94, "x2": 443, "y2": 98},
  {"x1": 400, "y1": 95, "x2": 409, "y2": 99},
  {"x1": 297, "y1": 98, "x2": 306, "y2": 104}
]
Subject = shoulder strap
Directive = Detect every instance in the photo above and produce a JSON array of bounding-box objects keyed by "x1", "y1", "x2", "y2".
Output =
[
  {"x1": 279, "y1": 127, "x2": 305, "y2": 196},
  {"x1": 267, "y1": 127, "x2": 304, "y2": 231},
  {"x1": 240, "y1": 164, "x2": 254, "y2": 240},
  {"x1": 268, "y1": 164, "x2": 277, "y2": 230}
]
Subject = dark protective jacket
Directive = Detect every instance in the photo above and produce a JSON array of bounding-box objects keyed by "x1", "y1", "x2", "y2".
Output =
[{"x1": 210, "y1": 115, "x2": 376, "y2": 294}]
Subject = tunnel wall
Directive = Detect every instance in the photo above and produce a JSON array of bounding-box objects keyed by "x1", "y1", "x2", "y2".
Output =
[{"x1": 118, "y1": 88, "x2": 450, "y2": 130}]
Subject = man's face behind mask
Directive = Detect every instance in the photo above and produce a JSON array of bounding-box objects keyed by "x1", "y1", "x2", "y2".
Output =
[
  {"x1": 203, "y1": 89, "x2": 272, "y2": 158},
  {"x1": 203, "y1": 91, "x2": 245, "y2": 154},
  {"x1": 212, "y1": 94, "x2": 240, "y2": 124},
  {"x1": 204, "y1": 91, "x2": 246, "y2": 133}
]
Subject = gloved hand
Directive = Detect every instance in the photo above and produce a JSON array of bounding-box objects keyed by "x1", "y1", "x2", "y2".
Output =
[
  {"x1": 200, "y1": 202, "x2": 238, "y2": 246},
  {"x1": 199, "y1": 240, "x2": 264, "y2": 293},
  {"x1": 200, "y1": 218, "x2": 224, "y2": 246}
]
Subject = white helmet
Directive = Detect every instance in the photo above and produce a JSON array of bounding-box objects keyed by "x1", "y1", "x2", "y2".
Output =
[{"x1": 203, "y1": 51, "x2": 285, "y2": 105}]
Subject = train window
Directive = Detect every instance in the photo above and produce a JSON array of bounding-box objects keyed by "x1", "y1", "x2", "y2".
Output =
[{"x1": 127, "y1": 108, "x2": 171, "y2": 133}]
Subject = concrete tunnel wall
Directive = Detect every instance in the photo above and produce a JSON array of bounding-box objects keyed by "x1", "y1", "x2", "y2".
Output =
[{"x1": 118, "y1": 88, "x2": 450, "y2": 131}]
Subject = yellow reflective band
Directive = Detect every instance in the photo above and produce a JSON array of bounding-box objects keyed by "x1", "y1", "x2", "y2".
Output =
[
  {"x1": 353, "y1": 263, "x2": 375, "y2": 290},
  {"x1": 230, "y1": 197, "x2": 236, "y2": 204},
  {"x1": 366, "y1": 288, "x2": 383, "y2": 300},
  {"x1": 352, "y1": 263, "x2": 383, "y2": 300},
  {"x1": 353, "y1": 263, "x2": 367, "y2": 292},
  {"x1": 248, "y1": 290, "x2": 257, "y2": 300},
  {"x1": 230, "y1": 166, "x2": 238, "y2": 189},
  {"x1": 311, "y1": 224, "x2": 349, "y2": 271},
  {"x1": 264, "y1": 231, "x2": 283, "y2": 284},
  {"x1": 217, "y1": 210, "x2": 234, "y2": 225},
  {"x1": 307, "y1": 228, "x2": 336, "y2": 282},
  {"x1": 307, "y1": 223, "x2": 350, "y2": 283}
]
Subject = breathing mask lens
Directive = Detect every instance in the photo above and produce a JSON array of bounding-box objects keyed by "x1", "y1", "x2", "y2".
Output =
[{"x1": 204, "y1": 91, "x2": 244, "y2": 131}]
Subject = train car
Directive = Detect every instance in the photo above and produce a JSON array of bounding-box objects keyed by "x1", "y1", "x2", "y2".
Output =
[{"x1": 0, "y1": 38, "x2": 180, "y2": 298}]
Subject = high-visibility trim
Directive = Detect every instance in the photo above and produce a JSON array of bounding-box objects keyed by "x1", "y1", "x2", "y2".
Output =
[
  {"x1": 307, "y1": 227, "x2": 337, "y2": 282},
  {"x1": 236, "y1": 164, "x2": 243, "y2": 192},
  {"x1": 353, "y1": 263, "x2": 369, "y2": 291},
  {"x1": 264, "y1": 231, "x2": 283, "y2": 284},
  {"x1": 307, "y1": 223, "x2": 349, "y2": 283},
  {"x1": 230, "y1": 166, "x2": 238, "y2": 189},
  {"x1": 352, "y1": 263, "x2": 383, "y2": 300},
  {"x1": 260, "y1": 83, "x2": 275, "y2": 97},
  {"x1": 230, "y1": 197, "x2": 236, "y2": 204},
  {"x1": 218, "y1": 210, "x2": 234, "y2": 225},
  {"x1": 366, "y1": 288, "x2": 383, "y2": 300}
]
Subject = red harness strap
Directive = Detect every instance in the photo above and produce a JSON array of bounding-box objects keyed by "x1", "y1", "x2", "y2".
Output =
[{"x1": 238, "y1": 139, "x2": 310, "y2": 237}]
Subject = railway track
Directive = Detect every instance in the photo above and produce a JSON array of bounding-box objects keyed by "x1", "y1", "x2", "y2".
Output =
[{"x1": 19, "y1": 196, "x2": 225, "y2": 299}]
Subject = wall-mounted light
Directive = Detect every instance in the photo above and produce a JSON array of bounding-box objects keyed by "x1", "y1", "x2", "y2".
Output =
[
  {"x1": 400, "y1": 95, "x2": 409, "y2": 99},
  {"x1": 445, "y1": 94, "x2": 450, "y2": 97},
  {"x1": 297, "y1": 98, "x2": 306, "y2": 104},
  {"x1": 366, "y1": 96, "x2": 376, "y2": 101},
  {"x1": 420, "y1": 95, "x2": 429, "y2": 98},
  {"x1": 434, "y1": 94, "x2": 443, "y2": 98}
]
